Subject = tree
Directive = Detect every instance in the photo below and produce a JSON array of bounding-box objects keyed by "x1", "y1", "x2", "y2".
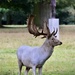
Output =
[
  {"x1": 27, "y1": 0, "x2": 75, "y2": 25},
  {"x1": 26, "y1": 0, "x2": 75, "y2": 25},
  {"x1": 56, "y1": 0, "x2": 75, "y2": 24},
  {"x1": 0, "y1": 0, "x2": 33, "y2": 27},
  {"x1": 0, "y1": 0, "x2": 75, "y2": 26}
]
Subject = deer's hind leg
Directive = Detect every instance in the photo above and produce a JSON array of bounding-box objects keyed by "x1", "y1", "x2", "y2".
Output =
[{"x1": 18, "y1": 59, "x2": 23, "y2": 75}]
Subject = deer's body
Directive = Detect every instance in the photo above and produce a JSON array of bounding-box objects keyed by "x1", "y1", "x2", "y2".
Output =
[
  {"x1": 17, "y1": 15, "x2": 62, "y2": 75},
  {"x1": 17, "y1": 39, "x2": 54, "y2": 68}
]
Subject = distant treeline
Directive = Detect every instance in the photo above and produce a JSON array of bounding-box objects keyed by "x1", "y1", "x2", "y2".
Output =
[
  {"x1": 0, "y1": 8, "x2": 27, "y2": 25},
  {"x1": 0, "y1": 6, "x2": 75, "y2": 26},
  {"x1": 56, "y1": 6, "x2": 75, "y2": 24},
  {"x1": 0, "y1": 0, "x2": 75, "y2": 26}
]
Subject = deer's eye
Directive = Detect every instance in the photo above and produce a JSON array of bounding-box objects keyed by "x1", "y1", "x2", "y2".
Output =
[
  {"x1": 52, "y1": 38, "x2": 54, "y2": 40},
  {"x1": 55, "y1": 36, "x2": 57, "y2": 37}
]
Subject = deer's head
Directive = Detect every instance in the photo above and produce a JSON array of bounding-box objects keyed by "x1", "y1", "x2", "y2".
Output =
[
  {"x1": 27, "y1": 15, "x2": 62, "y2": 47},
  {"x1": 46, "y1": 31, "x2": 62, "y2": 47}
]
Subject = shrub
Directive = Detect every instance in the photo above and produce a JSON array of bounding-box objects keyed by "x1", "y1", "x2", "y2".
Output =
[{"x1": 56, "y1": 6, "x2": 75, "y2": 24}]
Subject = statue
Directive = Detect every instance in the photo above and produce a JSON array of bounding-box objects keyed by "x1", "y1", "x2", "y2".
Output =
[{"x1": 50, "y1": 0, "x2": 56, "y2": 18}]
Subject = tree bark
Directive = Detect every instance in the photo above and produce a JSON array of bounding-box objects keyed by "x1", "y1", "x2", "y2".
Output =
[
  {"x1": 0, "y1": 12, "x2": 3, "y2": 27},
  {"x1": 33, "y1": 3, "x2": 40, "y2": 27},
  {"x1": 50, "y1": 0, "x2": 56, "y2": 18},
  {"x1": 33, "y1": 2, "x2": 51, "y2": 28}
]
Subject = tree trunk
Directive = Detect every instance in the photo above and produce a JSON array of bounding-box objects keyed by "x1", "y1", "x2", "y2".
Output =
[
  {"x1": 33, "y1": 2, "x2": 51, "y2": 28},
  {"x1": 33, "y1": 3, "x2": 40, "y2": 27},
  {"x1": 39, "y1": 2, "x2": 50, "y2": 26},
  {"x1": 0, "y1": 13, "x2": 3, "y2": 27}
]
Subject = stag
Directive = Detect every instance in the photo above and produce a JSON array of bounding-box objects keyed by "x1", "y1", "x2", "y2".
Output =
[{"x1": 17, "y1": 15, "x2": 62, "y2": 75}]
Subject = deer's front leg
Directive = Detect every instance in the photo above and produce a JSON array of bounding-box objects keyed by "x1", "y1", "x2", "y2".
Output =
[
  {"x1": 32, "y1": 66, "x2": 36, "y2": 75},
  {"x1": 25, "y1": 67, "x2": 30, "y2": 75},
  {"x1": 38, "y1": 67, "x2": 42, "y2": 75}
]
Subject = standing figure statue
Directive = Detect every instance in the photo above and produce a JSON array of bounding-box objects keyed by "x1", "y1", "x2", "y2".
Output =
[{"x1": 50, "y1": 0, "x2": 56, "y2": 18}]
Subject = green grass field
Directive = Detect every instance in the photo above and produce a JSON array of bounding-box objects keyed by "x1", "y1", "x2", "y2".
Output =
[{"x1": 0, "y1": 25, "x2": 75, "y2": 75}]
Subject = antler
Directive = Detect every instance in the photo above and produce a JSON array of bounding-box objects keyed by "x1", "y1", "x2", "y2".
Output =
[
  {"x1": 27, "y1": 15, "x2": 58, "y2": 38},
  {"x1": 27, "y1": 15, "x2": 47, "y2": 37},
  {"x1": 53, "y1": 28, "x2": 58, "y2": 35}
]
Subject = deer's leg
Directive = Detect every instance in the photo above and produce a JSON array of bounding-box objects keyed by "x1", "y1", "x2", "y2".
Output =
[
  {"x1": 18, "y1": 60, "x2": 23, "y2": 75},
  {"x1": 32, "y1": 66, "x2": 36, "y2": 75},
  {"x1": 25, "y1": 67, "x2": 30, "y2": 75},
  {"x1": 38, "y1": 67, "x2": 42, "y2": 75}
]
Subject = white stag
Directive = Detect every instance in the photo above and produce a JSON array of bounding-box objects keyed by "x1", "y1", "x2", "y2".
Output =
[{"x1": 17, "y1": 15, "x2": 62, "y2": 75}]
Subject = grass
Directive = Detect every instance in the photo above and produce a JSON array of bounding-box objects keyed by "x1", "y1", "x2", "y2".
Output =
[{"x1": 0, "y1": 25, "x2": 75, "y2": 75}]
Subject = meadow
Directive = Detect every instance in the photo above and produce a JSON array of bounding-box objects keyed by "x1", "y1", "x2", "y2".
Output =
[{"x1": 0, "y1": 25, "x2": 75, "y2": 75}]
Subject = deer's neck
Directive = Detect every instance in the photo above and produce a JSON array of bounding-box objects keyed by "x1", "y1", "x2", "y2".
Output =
[
  {"x1": 41, "y1": 39, "x2": 54, "y2": 57},
  {"x1": 42, "y1": 39, "x2": 54, "y2": 50}
]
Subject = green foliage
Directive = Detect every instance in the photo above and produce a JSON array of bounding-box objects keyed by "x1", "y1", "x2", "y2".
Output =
[
  {"x1": 28, "y1": 0, "x2": 75, "y2": 24},
  {"x1": 0, "y1": 0, "x2": 33, "y2": 25},
  {"x1": 57, "y1": 0, "x2": 75, "y2": 8},
  {"x1": 3, "y1": 8, "x2": 27, "y2": 24},
  {"x1": 0, "y1": 0, "x2": 75, "y2": 25},
  {"x1": 56, "y1": 6, "x2": 75, "y2": 24},
  {"x1": 0, "y1": 8, "x2": 28, "y2": 25},
  {"x1": 6, "y1": 9, "x2": 26, "y2": 24}
]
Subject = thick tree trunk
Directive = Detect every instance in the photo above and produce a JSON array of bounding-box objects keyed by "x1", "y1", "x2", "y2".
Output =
[
  {"x1": 33, "y1": 3, "x2": 40, "y2": 27},
  {"x1": 33, "y1": 2, "x2": 51, "y2": 28},
  {"x1": 39, "y1": 2, "x2": 50, "y2": 27}
]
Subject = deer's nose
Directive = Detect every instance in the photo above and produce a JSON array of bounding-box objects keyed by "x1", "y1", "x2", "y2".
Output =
[{"x1": 60, "y1": 42, "x2": 62, "y2": 45}]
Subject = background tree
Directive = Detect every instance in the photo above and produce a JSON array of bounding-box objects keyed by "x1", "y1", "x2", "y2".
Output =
[
  {"x1": 28, "y1": 0, "x2": 75, "y2": 25},
  {"x1": 56, "y1": 0, "x2": 75, "y2": 24},
  {"x1": 0, "y1": 0, "x2": 33, "y2": 27},
  {"x1": 9, "y1": 0, "x2": 75, "y2": 25},
  {"x1": 0, "y1": 0, "x2": 75, "y2": 27}
]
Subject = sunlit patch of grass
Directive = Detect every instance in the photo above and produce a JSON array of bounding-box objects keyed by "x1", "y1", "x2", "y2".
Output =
[{"x1": 0, "y1": 52, "x2": 18, "y2": 75}]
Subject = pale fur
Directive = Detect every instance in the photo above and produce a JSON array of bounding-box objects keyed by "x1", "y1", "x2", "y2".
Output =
[{"x1": 17, "y1": 35, "x2": 62, "y2": 75}]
